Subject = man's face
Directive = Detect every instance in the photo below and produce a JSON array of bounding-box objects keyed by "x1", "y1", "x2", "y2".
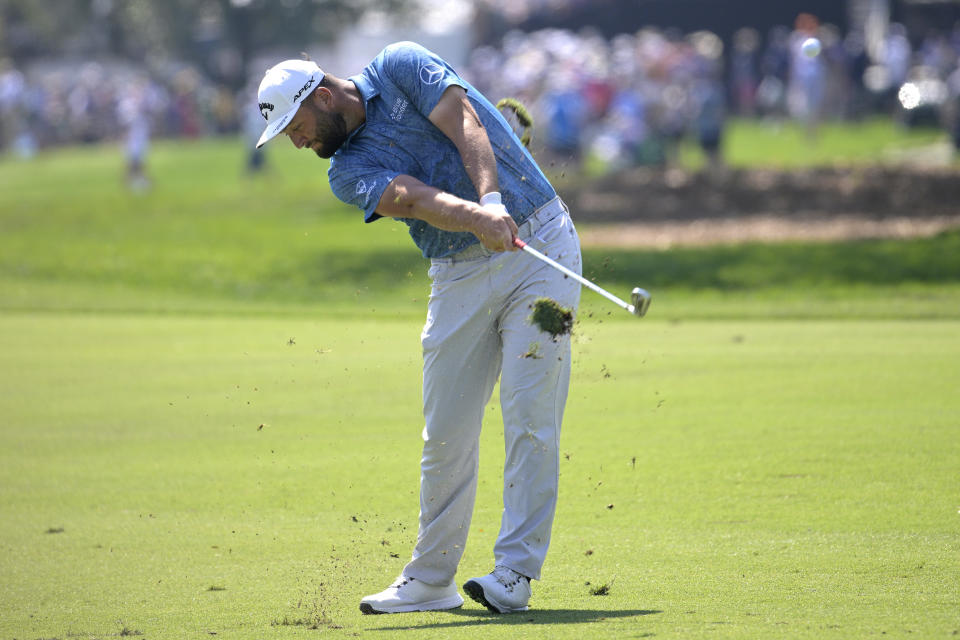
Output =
[{"x1": 283, "y1": 93, "x2": 348, "y2": 159}]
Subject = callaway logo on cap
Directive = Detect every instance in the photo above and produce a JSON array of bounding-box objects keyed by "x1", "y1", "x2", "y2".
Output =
[{"x1": 255, "y1": 59, "x2": 324, "y2": 148}]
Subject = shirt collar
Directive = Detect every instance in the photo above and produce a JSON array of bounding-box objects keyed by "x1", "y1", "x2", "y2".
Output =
[
  {"x1": 350, "y1": 69, "x2": 379, "y2": 103},
  {"x1": 337, "y1": 70, "x2": 378, "y2": 152}
]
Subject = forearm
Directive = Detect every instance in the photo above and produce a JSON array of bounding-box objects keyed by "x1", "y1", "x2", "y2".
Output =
[
  {"x1": 399, "y1": 185, "x2": 485, "y2": 235},
  {"x1": 377, "y1": 175, "x2": 517, "y2": 252},
  {"x1": 456, "y1": 115, "x2": 499, "y2": 200}
]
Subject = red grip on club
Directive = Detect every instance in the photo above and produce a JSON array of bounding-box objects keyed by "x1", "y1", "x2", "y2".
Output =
[{"x1": 513, "y1": 237, "x2": 527, "y2": 249}]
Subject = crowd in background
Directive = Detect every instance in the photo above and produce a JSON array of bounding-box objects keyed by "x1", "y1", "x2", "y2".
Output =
[
  {"x1": 2, "y1": 15, "x2": 960, "y2": 179},
  {"x1": 0, "y1": 60, "x2": 245, "y2": 153},
  {"x1": 0, "y1": 57, "x2": 265, "y2": 186},
  {"x1": 465, "y1": 16, "x2": 960, "y2": 170}
]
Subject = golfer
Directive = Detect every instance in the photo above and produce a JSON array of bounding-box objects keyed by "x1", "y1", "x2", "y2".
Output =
[{"x1": 255, "y1": 41, "x2": 581, "y2": 614}]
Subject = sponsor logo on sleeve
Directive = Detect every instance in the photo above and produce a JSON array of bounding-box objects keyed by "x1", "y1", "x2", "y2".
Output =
[
  {"x1": 419, "y1": 63, "x2": 445, "y2": 85},
  {"x1": 390, "y1": 97, "x2": 409, "y2": 121},
  {"x1": 356, "y1": 178, "x2": 377, "y2": 204}
]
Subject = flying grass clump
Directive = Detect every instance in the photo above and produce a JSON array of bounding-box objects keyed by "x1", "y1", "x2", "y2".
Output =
[
  {"x1": 530, "y1": 297, "x2": 573, "y2": 340},
  {"x1": 496, "y1": 97, "x2": 533, "y2": 148}
]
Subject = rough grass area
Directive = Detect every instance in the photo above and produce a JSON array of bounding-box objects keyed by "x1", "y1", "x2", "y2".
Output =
[{"x1": 1, "y1": 136, "x2": 959, "y2": 320}]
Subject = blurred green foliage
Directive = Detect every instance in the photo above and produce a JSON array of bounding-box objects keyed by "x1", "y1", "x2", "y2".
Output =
[{"x1": 0, "y1": 0, "x2": 413, "y2": 87}]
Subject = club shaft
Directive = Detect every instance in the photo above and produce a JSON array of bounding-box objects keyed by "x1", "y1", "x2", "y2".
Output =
[{"x1": 515, "y1": 240, "x2": 635, "y2": 313}]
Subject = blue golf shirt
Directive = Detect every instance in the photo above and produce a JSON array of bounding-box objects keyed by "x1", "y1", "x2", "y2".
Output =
[{"x1": 328, "y1": 41, "x2": 557, "y2": 258}]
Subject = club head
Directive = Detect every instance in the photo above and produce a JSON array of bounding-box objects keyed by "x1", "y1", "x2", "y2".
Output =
[{"x1": 630, "y1": 287, "x2": 651, "y2": 317}]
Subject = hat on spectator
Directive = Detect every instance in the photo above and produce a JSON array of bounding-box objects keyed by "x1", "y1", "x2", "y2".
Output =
[{"x1": 256, "y1": 59, "x2": 324, "y2": 148}]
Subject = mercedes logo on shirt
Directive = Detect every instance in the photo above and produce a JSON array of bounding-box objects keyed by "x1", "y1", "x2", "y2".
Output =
[{"x1": 419, "y1": 63, "x2": 445, "y2": 85}]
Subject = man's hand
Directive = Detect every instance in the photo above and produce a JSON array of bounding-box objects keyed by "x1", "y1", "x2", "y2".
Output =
[{"x1": 474, "y1": 198, "x2": 519, "y2": 252}]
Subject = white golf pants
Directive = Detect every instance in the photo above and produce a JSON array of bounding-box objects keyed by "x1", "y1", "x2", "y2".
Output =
[{"x1": 403, "y1": 196, "x2": 581, "y2": 585}]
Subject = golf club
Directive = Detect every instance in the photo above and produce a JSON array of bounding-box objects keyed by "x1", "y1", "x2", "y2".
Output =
[{"x1": 513, "y1": 238, "x2": 651, "y2": 317}]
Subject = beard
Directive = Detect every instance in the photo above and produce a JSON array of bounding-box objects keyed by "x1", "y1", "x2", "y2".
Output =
[{"x1": 306, "y1": 103, "x2": 349, "y2": 159}]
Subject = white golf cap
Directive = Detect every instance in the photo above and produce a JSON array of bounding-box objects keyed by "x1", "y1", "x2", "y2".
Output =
[{"x1": 255, "y1": 59, "x2": 324, "y2": 148}]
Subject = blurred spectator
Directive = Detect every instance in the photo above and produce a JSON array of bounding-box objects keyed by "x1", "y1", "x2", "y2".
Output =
[
  {"x1": 241, "y1": 88, "x2": 267, "y2": 173},
  {"x1": 819, "y1": 24, "x2": 850, "y2": 120},
  {"x1": 688, "y1": 31, "x2": 726, "y2": 167},
  {"x1": 117, "y1": 77, "x2": 160, "y2": 191},
  {"x1": 170, "y1": 69, "x2": 203, "y2": 139},
  {"x1": 884, "y1": 23, "x2": 913, "y2": 91},
  {"x1": 692, "y1": 66, "x2": 726, "y2": 169},
  {"x1": 757, "y1": 25, "x2": 791, "y2": 118},
  {"x1": 601, "y1": 80, "x2": 650, "y2": 168},
  {"x1": 540, "y1": 69, "x2": 588, "y2": 164},
  {"x1": 842, "y1": 30, "x2": 871, "y2": 118},
  {"x1": 730, "y1": 28, "x2": 760, "y2": 116},
  {"x1": 0, "y1": 58, "x2": 34, "y2": 157},
  {"x1": 212, "y1": 86, "x2": 239, "y2": 135},
  {"x1": 787, "y1": 14, "x2": 827, "y2": 136},
  {"x1": 919, "y1": 30, "x2": 956, "y2": 79}
]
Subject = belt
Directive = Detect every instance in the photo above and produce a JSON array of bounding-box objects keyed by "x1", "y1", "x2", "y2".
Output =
[{"x1": 433, "y1": 196, "x2": 568, "y2": 264}]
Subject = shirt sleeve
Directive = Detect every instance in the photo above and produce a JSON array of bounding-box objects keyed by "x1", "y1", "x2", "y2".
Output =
[
  {"x1": 328, "y1": 156, "x2": 399, "y2": 223},
  {"x1": 380, "y1": 41, "x2": 466, "y2": 118}
]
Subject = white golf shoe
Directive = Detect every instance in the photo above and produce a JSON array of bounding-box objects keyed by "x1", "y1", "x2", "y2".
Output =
[
  {"x1": 359, "y1": 575, "x2": 464, "y2": 614},
  {"x1": 463, "y1": 566, "x2": 532, "y2": 613}
]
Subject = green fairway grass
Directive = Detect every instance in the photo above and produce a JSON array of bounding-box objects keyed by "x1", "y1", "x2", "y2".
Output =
[
  {"x1": 1, "y1": 313, "x2": 957, "y2": 638},
  {"x1": 1, "y1": 129, "x2": 959, "y2": 638}
]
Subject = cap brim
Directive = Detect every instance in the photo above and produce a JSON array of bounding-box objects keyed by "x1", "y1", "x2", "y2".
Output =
[{"x1": 255, "y1": 108, "x2": 297, "y2": 149}]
